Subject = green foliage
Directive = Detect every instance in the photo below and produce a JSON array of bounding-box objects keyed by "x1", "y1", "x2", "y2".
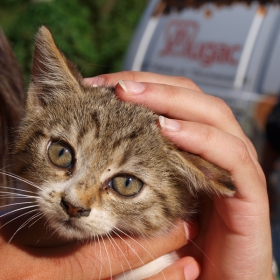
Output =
[{"x1": 0, "y1": 0, "x2": 148, "y2": 83}]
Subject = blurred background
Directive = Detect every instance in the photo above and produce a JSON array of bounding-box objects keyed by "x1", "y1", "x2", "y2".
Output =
[{"x1": 0, "y1": 0, "x2": 148, "y2": 83}]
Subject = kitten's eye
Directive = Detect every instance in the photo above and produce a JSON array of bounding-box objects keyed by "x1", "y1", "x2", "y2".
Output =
[
  {"x1": 109, "y1": 175, "x2": 143, "y2": 197},
  {"x1": 47, "y1": 141, "x2": 74, "y2": 168}
]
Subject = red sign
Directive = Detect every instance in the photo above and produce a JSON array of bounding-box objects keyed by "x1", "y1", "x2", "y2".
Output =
[{"x1": 160, "y1": 20, "x2": 242, "y2": 67}]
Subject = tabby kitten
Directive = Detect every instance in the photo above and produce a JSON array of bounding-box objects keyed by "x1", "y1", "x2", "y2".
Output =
[{"x1": 9, "y1": 26, "x2": 235, "y2": 279}]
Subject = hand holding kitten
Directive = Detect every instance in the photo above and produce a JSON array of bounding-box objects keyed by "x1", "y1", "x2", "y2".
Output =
[{"x1": 86, "y1": 72, "x2": 273, "y2": 279}]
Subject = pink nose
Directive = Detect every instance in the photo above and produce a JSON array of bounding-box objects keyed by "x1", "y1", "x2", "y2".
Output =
[{"x1": 60, "y1": 198, "x2": 91, "y2": 218}]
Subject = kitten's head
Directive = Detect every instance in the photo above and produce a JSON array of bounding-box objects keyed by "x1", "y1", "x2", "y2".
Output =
[{"x1": 12, "y1": 26, "x2": 235, "y2": 240}]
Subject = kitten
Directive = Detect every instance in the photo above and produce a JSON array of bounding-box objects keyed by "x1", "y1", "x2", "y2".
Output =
[{"x1": 6, "y1": 26, "x2": 235, "y2": 279}]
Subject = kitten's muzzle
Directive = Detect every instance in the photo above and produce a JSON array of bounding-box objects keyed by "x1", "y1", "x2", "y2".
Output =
[{"x1": 60, "y1": 197, "x2": 91, "y2": 218}]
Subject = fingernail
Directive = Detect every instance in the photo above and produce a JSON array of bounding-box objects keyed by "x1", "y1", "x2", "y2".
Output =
[
  {"x1": 118, "y1": 80, "x2": 146, "y2": 94},
  {"x1": 158, "y1": 116, "x2": 181, "y2": 131},
  {"x1": 183, "y1": 221, "x2": 189, "y2": 240},
  {"x1": 84, "y1": 76, "x2": 105, "y2": 87},
  {"x1": 184, "y1": 262, "x2": 200, "y2": 280}
]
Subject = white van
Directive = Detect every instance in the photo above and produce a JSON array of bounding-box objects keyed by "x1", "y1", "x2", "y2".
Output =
[{"x1": 123, "y1": 0, "x2": 280, "y2": 153}]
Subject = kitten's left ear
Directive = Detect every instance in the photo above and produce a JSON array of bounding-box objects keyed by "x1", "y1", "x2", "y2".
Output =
[
  {"x1": 169, "y1": 149, "x2": 236, "y2": 197},
  {"x1": 27, "y1": 26, "x2": 82, "y2": 112}
]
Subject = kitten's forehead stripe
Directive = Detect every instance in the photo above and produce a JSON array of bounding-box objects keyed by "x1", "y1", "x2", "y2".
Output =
[
  {"x1": 112, "y1": 138, "x2": 123, "y2": 150},
  {"x1": 91, "y1": 111, "x2": 100, "y2": 138},
  {"x1": 77, "y1": 126, "x2": 88, "y2": 141},
  {"x1": 118, "y1": 150, "x2": 132, "y2": 167},
  {"x1": 23, "y1": 129, "x2": 45, "y2": 150},
  {"x1": 128, "y1": 131, "x2": 139, "y2": 140},
  {"x1": 32, "y1": 129, "x2": 46, "y2": 139}
]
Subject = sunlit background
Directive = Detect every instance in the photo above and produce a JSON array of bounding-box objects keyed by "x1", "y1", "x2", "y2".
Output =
[{"x1": 0, "y1": 0, "x2": 148, "y2": 83}]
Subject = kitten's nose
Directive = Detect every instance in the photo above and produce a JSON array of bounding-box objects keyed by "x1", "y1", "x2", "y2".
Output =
[{"x1": 60, "y1": 198, "x2": 91, "y2": 218}]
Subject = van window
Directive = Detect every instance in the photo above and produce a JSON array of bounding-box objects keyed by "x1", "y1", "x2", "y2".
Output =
[
  {"x1": 130, "y1": 3, "x2": 261, "y2": 88},
  {"x1": 261, "y1": 24, "x2": 280, "y2": 94}
]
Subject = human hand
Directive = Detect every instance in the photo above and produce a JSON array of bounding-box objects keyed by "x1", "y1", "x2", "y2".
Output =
[
  {"x1": 85, "y1": 71, "x2": 273, "y2": 279},
  {"x1": 0, "y1": 210, "x2": 194, "y2": 280}
]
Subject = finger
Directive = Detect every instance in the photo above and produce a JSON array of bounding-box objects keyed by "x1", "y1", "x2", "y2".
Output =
[
  {"x1": 159, "y1": 117, "x2": 266, "y2": 197},
  {"x1": 145, "y1": 257, "x2": 200, "y2": 280},
  {"x1": 83, "y1": 71, "x2": 203, "y2": 92},
  {"x1": 115, "y1": 80, "x2": 258, "y2": 161}
]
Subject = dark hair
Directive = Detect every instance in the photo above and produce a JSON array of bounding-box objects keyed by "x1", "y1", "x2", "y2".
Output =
[
  {"x1": 266, "y1": 101, "x2": 280, "y2": 154},
  {"x1": 0, "y1": 28, "x2": 25, "y2": 203}
]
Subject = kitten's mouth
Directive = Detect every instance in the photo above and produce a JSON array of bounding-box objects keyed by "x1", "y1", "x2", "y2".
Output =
[
  {"x1": 59, "y1": 219, "x2": 90, "y2": 239},
  {"x1": 62, "y1": 219, "x2": 84, "y2": 232}
]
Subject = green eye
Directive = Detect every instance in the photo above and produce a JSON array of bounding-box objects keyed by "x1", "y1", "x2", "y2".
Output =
[
  {"x1": 47, "y1": 141, "x2": 74, "y2": 168},
  {"x1": 109, "y1": 175, "x2": 143, "y2": 197}
]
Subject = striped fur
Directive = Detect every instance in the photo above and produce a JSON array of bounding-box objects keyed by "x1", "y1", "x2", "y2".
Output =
[{"x1": 9, "y1": 26, "x2": 235, "y2": 279}]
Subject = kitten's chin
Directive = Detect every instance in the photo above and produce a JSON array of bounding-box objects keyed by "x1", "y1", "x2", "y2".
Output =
[
  {"x1": 49, "y1": 219, "x2": 91, "y2": 240},
  {"x1": 48, "y1": 217, "x2": 110, "y2": 240}
]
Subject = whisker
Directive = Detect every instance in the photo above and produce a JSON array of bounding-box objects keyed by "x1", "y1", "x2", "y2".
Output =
[
  {"x1": 105, "y1": 233, "x2": 123, "y2": 280},
  {"x1": 107, "y1": 232, "x2": 132, "y2": 280},
  {"x1": 29, "y1": 213, "x2": 51, "y2": 246},
  {"x1": 0, "y1": 186, "x2": 39, "y2": 195},
  {"x1": 0, "y1": 194, "x2": 31, "y2": 199},
  {"x1": 101, "y1": 235, "x2": 112, "y2": 280},
  {"x1": 0, "y1": 201, "x2": 37, "y2": 209},
  {"x1": 0, "y1": 171, "x2": 43, "y2": 191},
  {"x1": 87, "y1": 236, "x2": 96, "y2": 280},
  {"x1": 112, "y1": 227, "x2": 154, "y2": 265},
  {"x1": 43, "y1": 215, "x2": 63, "y2": 241},
  {"x1": 28, "y1": 212, "x2": 44, "y2": 228},
  {"x1": 0, "y1": 204, "x2": 38, "y2": 219},
  {"x1": 113, "y1": 228, "x2": 164, "y2": 280},
  {"x1": 0, "y1": 191, "x2": 42, "y2": 200},
  {"x1": 0, "y1": 208, "x2": 39, "y2": 229},
  {"x1": 74, "y1": 237, "x2": 97, "y2": 280},
  {"x1": 0, "y1": 197, "x2": 38, "y2": 202},
  {"x1": 164, "y1": 218, "x2": 214, "y2": 266},
  {"x1": 44, "y1": 214, "x2": 54, "y2": 228},
  {"x1": 8, "y1": 210, "x2": 41, "y2": 243},
  {"x1": 97, "y1": 235, "x2": 103, "y2": 280}
]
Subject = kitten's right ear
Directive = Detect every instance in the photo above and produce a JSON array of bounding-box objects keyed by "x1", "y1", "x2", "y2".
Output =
[{"x1": 27, "y1": 26, "x2": 82, "y2": 113}]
